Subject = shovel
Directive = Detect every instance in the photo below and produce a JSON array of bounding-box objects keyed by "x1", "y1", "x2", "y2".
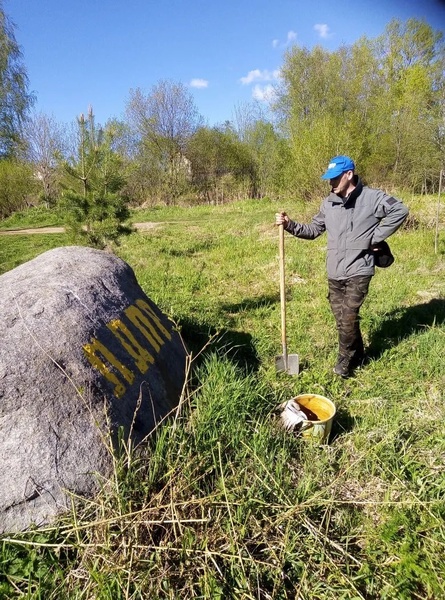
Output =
[{"x1": 275, "y1": 223, "x2": 299, "y2": 375}]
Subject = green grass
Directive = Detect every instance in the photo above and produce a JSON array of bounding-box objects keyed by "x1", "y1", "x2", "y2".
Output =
[
  {"x1": 0, "y1": 205, "x2": 65, "y2": 230},
  {"x1": 1, "y1": 197, "x2": 445, "y2": 599},
  {"x1": 0, "y1": 234, "x2": 70, "y2": 274}
]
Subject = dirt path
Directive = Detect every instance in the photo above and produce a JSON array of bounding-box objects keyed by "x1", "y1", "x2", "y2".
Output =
[{"x1": 0, "y1": 222, "x2": 160, "y2": 236}]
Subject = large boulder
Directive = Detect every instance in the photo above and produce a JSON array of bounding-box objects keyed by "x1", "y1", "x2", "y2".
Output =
[{"x1": 0, "y1": 246, "x2": 187, "y2": 533}]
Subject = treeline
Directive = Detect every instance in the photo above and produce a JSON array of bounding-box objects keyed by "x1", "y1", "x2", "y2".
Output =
[{"x1": 0, "y1": 14, "x2": 444, "y2": 237}]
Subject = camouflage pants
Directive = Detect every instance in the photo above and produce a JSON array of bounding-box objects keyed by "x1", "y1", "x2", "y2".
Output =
[{"x1": 327, "y1": 276, "x2": 372, "y2": 364}]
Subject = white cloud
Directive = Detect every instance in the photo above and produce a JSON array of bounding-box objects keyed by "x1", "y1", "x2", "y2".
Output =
[
  {"x1": 314, "y1": 23, "x2": 331, "y2": 39},
  {"x1": 240, "y1": 69, "x2": 281, "y2": 85},
  {"x1": 240, "y1": 69, "x2": 263, "y2": 85},
  {"x1": 272, "y1": 30, "x2": 297, "y2": 49},
  {"x1": 190, "y1": 78, "x2": 208, "y2": 89},
  {"x1": 252, "y1": 84, "x2": 276, "y2": 102}
]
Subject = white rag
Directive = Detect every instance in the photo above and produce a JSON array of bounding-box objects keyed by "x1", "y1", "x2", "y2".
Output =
[{"x1": 279, "y1": 399, "x2": 308, "y2": 431}]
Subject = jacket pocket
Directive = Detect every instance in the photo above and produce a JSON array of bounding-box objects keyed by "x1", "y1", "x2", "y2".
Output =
[{"x1": 326, "y1": 247, "x2": 339, "y2": 278}]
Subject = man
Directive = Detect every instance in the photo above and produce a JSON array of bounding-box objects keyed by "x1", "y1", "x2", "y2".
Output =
[{"x1": 275, "y1": 155, "x2": 409, "y2": 377}]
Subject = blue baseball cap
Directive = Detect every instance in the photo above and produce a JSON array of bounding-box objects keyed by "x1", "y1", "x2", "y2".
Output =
[{"x1": 321, "y1": 155, "x2": 355, "y2": 179}]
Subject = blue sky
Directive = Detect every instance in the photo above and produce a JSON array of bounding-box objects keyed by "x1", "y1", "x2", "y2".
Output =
[{"x1": 5, "y1": 0, "x2": 445, "y2": 128}]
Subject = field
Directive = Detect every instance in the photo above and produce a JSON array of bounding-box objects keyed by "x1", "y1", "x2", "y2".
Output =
[{"x1": 1, "y1": 196, "x2": 445, "y2": 599}]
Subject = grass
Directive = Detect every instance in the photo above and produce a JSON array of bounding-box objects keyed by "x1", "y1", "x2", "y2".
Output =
[
  {"x1": 0, "y1": 234, "x2": 65, "y2": 273},
  {"x1": 1, "y1": 196, "x2": 445, "y2": 598},
  {"x1": 0, "y1": 205, "x2": 65, "y2": 230}
]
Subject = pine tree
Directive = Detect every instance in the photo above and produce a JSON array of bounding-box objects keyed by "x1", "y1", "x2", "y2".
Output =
[{"x1": 61, "y1": 107, "x2": 131, "y2": 249}]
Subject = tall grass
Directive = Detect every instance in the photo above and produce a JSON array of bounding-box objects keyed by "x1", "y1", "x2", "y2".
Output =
[{"x1": 1, "y1": 197, "x2": 444, "y2": 599}]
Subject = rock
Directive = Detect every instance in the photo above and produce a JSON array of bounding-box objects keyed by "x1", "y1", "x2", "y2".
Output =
[{"x1": 0, "y1": 246, "x2": 187, "y2": 533}]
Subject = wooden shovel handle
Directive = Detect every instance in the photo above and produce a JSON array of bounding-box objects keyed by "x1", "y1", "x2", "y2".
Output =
[{"x1": 279, "y1": 224, "x2": 287, "y2": 356}]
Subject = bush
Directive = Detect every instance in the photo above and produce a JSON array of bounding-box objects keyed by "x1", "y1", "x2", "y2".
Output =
[{"x1": 0, "y1": 160, "x2": 38, "y2": 219}]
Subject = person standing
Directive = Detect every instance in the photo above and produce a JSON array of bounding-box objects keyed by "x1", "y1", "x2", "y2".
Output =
[{"x1": 275, "y1": 155, "x2": 409, "y2": 377}]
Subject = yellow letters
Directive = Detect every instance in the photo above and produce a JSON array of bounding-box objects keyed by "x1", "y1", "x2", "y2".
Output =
[
  {"x1": 83, "y1": 298, "x2": 173, "y2": 399},
  {"x1": 107, "y1": 319, "x2": 154, "y2": 374},
  {"x1": 125, "y1": 304, "x2": 171, "y2": 353},
  {"x1": 135, "y1": 299, "x2": 172, "y2": 340},
  {"x1": 83, "y1": 338, "x2": 135, "y2": 398}
]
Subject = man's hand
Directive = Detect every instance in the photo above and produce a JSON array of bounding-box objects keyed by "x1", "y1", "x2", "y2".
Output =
[{"x1": 275, "y1": 212, "x2": 289, "y2": 226}]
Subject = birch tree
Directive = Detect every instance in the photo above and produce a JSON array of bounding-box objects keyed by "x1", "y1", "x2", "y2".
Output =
[{"x1": 0, "y1": 5, "x2": 34, "y2": 157}]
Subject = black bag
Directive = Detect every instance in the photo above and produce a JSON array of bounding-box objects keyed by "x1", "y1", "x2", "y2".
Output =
[{"x1": 373, "y1": 240, "x2": 394, "y2": 268}]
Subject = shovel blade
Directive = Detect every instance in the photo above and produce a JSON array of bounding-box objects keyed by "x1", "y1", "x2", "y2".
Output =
[{"x1": 275, "y1": 353, "x2": 299, "y2": 375}]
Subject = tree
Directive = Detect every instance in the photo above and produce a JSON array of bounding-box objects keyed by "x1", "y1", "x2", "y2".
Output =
[
  {"x1": 369, "y1": 19, "x2": 445, "y2": 190},
  {"x1": 242, "y1": 120, "x2": 287, "y2": 198},
  {"x1": 276, "y1": 44, "x2": 354, "y2": 196},
  {"x1": 187, "y1": 124, "x2": 255, "y2": 203},
  {"x1": 125, "y1": 80, "x2": 203, "y2": 202},
  {"x1": 231, "y1": 100, "x2": 267, "y2": 142},
  {"x1": 61, "y1": 107, "x2": 130, "y2": 248},
  {"x1": 0, "y1": 5, "x2": 34, "y2": 157},
  {"x1": 274, "y1": 19, "x2": 445, "y2": 195},
  {"x1": 23, "y1": 111, "x2": 66, "y2": 206},
  {"x1": 0, "y1": 159, "x2": 36, "y2": 218}
]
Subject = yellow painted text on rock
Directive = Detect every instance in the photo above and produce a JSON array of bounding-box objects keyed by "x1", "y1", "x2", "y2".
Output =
[{"x1": 83, "y1": 298, "x2": 172, "y2": 398}]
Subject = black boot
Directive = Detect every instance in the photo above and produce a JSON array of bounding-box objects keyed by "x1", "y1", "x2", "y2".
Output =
[{"x1": 333, "y1": 355, "x2": 351, "y2": 377}]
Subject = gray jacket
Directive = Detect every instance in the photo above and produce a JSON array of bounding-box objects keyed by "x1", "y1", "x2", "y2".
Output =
[{"x1": 285, "y1": 178, "x2": 409, "y2": 280}]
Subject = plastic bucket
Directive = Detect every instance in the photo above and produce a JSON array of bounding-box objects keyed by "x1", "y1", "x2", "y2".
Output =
[{"x1": 293, "y1": 394, "x2": 336, "y2": 444}]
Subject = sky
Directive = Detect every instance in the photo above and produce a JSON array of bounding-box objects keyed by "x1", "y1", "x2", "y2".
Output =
[{"x1": 4, "y1": 0, "x2": 445, "y2": 128}]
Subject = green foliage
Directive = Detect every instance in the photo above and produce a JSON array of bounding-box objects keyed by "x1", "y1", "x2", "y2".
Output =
[
  {"x1": 277, "y1": 42, "x2": 377, "y2": 196},
  {"x1": 0, "y1": 6, "x2": 35, "y2": 157},
  {"x1": 276, "y1": 18, "x2": 445, "y2": 196},
  {"x1": 0, "y1": 204, "x2": 63, "y2": 229},
  {"x1": 5, "y1": 17, "x2": 444, "y2": 211},
  {"x1": 60, "y1": 108, "x2": 131, "y2": 248},
  {"x1": 0, "y1": 159, "x2": 37, "y2": 219},
  {"x1": 365, "y1": 19, "x2": 444, "y2": 190},
  {"x1": 364, "y1": 507, "x2": 445, "y2": 599},
  {"x1": 0, "y1": 533, "x2": 68, "y2": 599},
  {"x1": 187, "y1": 124, "x2": 255, "y2": 203},
  {"x1": 242, "y1": 120, "x2": 287, "y2": 198}
]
